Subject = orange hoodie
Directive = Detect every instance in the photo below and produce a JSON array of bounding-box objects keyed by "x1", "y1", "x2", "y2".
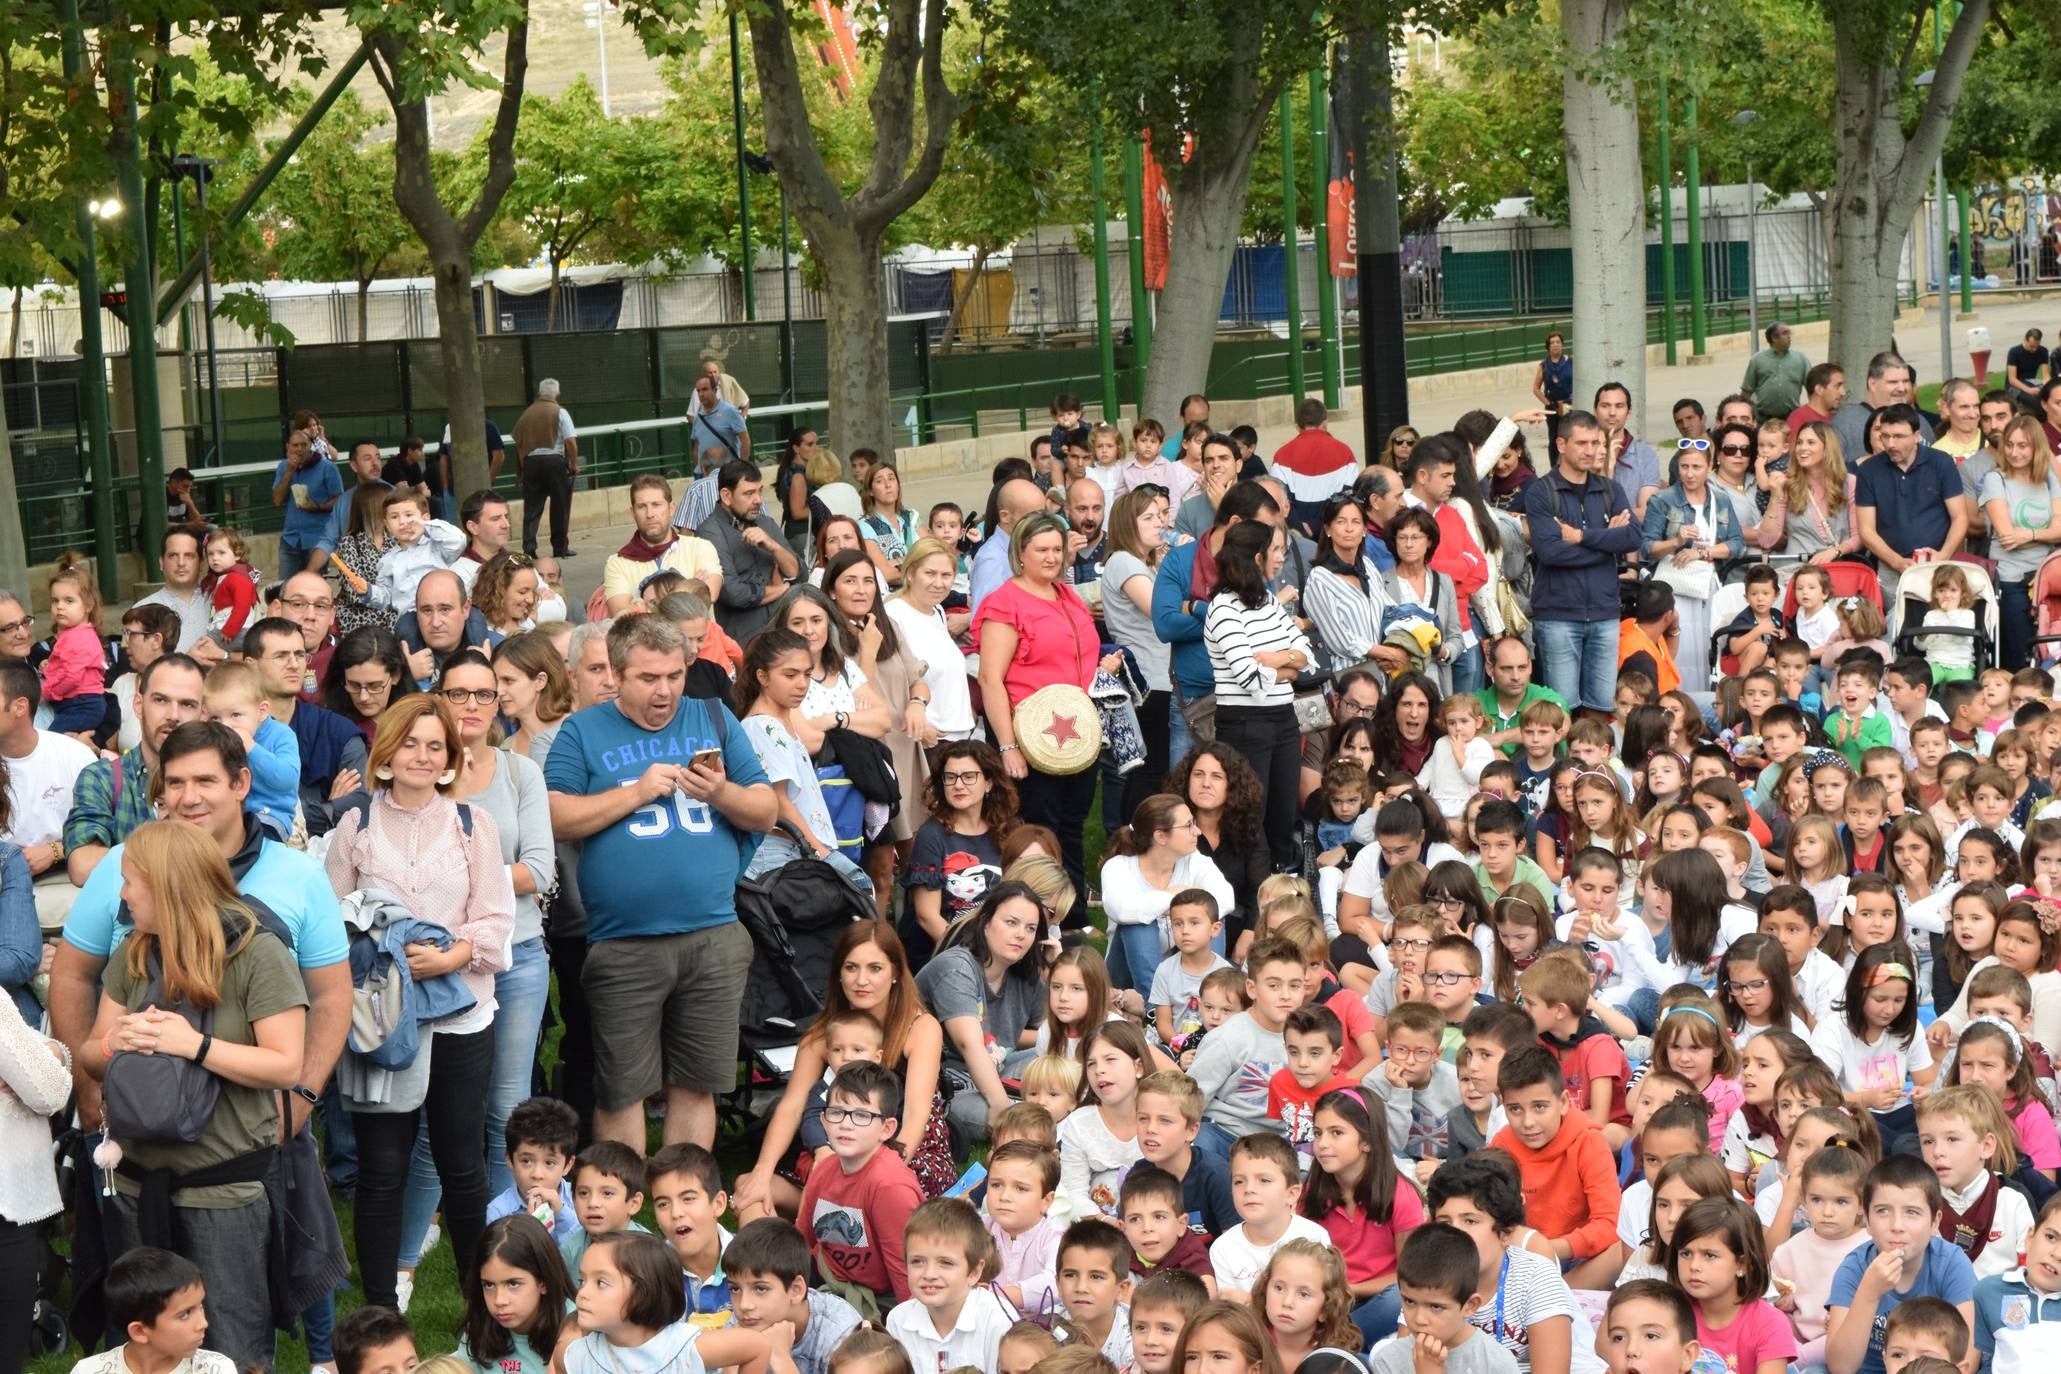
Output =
[{"x1": 1488, "y1": 1108, "x2": 1621, "y2": 1259}]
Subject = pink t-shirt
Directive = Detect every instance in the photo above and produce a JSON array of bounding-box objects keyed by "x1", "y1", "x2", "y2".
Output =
[
  {"x1": 1694, "y1": 1298, "x2": 1797, "y2": 1374},
  {"x1": 969, "y1": 579, "x2": 1100, "y2": 710},
  {"x1": 1702, "y1": 1075, "x2": 1746, "y2": 1146},
  {"x1": 1317, "y1": 1181, "x2": 1428, "y2": 1286},
  {"x1": 2013, "y1": 1096, "x2": 2061, "y2": 1170}
]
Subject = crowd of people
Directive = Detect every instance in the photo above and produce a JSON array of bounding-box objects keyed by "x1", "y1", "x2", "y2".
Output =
[{"x1": 13, "y1": 346, "x2": 2061, "y2": 1374}]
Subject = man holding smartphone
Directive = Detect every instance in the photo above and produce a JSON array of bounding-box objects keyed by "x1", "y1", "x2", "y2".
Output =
[{"x1": 544, "y1": 613, "x2": 778, "y2": 1156}]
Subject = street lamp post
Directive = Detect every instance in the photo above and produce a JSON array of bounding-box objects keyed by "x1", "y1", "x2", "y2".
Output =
[
  {"x1": 583, "y1": 2, "x2": 614, "y2": 116},
  {"x1": 168, "y1": 155, "x2": 225, "y2": 470},
  {"x1": 1733, "y1": 110, "x2": 1762, "y2": 346}
]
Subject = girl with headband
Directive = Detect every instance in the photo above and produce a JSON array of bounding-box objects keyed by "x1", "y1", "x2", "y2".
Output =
[
  {"x1": 1807, "y1": 941, "x2": 1934, "y2": 1141},
  {"x1": 1650, "y1": 993, "x2": 1745, "y2": 1142}
]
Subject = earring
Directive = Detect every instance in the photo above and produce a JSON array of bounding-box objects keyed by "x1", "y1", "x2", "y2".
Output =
[
  {"x1": 437, "y1": 768, "x2": 458, "y2": 787},
  {"x1": 374, "y1": 767, "x2": 393, "y2": 781}
]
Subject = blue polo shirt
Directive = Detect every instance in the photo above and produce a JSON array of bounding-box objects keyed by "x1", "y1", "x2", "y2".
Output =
[
  {"x1": 1854, "y1": 444, "x2": 1960, "y2": 555},
  {"x1": 64, "y1": 835, "x2": 348, "y2": 969},
  {"x1": 275, "y1": 455, "x2": 343, "y2": 546},
  {"x1": 542, "y1": 697, "x2": 769, "y2": 942}
]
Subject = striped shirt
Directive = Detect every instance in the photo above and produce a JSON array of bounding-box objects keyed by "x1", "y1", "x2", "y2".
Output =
[
  {"x1": 1204, "y1": 593, "x2": 1313, "y2": 707},
  {"x1": 1301, "y1": 558, "x2": 1382, "y2": 664}
]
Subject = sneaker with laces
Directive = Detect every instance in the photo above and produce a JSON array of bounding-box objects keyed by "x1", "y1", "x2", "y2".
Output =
[{"x1": 395, "y1": 1271, "x2": 415, "y2": 1315}]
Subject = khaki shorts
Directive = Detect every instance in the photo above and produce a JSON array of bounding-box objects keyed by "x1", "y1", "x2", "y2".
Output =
[{"x1": 582, "y1": 921, "x2": 754, "y2": 1108}]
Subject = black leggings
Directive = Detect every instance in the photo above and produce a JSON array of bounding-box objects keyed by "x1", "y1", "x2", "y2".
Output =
[
  {"x1": 1015, "y1": 765, "x2": 1098, "y2": 929},
  {"x1": 1216, "y1": 702, "x2": 1302, "y2": 871},
  {"x1": 1119, "y1": 690, "x2": 1172, "y2": 826},
  {"x1": 351, "y1": 1025, "x2": 495, "y2": 1308},
  {"x1": 0, "y1": 1218, "x2": 38, "y2": 1373}
]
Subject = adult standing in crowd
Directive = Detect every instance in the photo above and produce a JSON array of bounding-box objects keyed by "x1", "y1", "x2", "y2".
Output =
[
  {"x1": 275, "y1": 570, "x2": 343, "y2": 698},
  {"x1": 1152, "y1": 480, "x2": 1284, "y2": 765},
  {"x1": 332, "y1": 475, "x2": 397, "y2": 634},
  {"x1": 81, "y1": 819, "x2": 308, "y2": 1370},
  {"x1": 687, "y1": 372, "x2": 750, "y2": 477},
  {"x1": 390, "y1": 650, "x2": 556, "y2": 1288},
  {"x1": 456, "y1": 491, "x2": 514, "y2": 589},
  {"x1": 861, "y1": 462, "x2": 919, "y2": 591},
  {"x1": 1524, "y1": 410, "x2": 1641, "y2": 718},
  {"x1": 1787, "y1": 363, "x2": 1848, "y2": 441},
  {"x1": 1741, "y1": 322, "x2": 1809, "y2": 421},
  {"x1": 1534, "y1": 332, "x2": 1574, "y2": 448},
  {"x1": 131, "y1": 529, "x2": 228, "y2": 661},
  {"x1": 1832, "y1": 351, "x2": 1934, "y2": 460},
  {"x1": 1980, "y1": 416, "x2": 2061, "y2": 669},
  {"x1": 64, "y1": 653, "x2": 207, "y2": 883},
  {"x1": 397, "y1": 569, "x2": 494, "y2": 690},
  {"x1": 320, "y1": 625, "x2": 412, "y2": 742},
  {"x1": 886, "y1": 538, "x2": 978, "y2": 751},
  {"x1": 493, "y1": 631, "x2": 573, "y2": 763},
  {"x1": 604, "y1": 475, "x2": 724, "y2": 615},
  {"x1": 1205, "y1": 520, "x2": 1312, "y2": 872},
  {"x1": 247, "y1": 616, "x2": 368, "y2": 830},
  {"x1": 0, "y1": 907, "x2": 69, "y2": 1372},
  {"x1": 1173, "y1": 432, "x2": 1243, "y2": 541},
  {"x1": 703, "y1": 459, "x2": 801, "y2": 643},
  {"x1": 0, "y1": 592, "x2": 31, "y2": 665},
  {"x1": 109, "y1": 604, "x2": 179, "y2": 753},
  {"x1": 326, "y1": 694, "x2": 514, "y2": 1311},
  {"x1": 819, "y1": 549, "x2": 928, "y2": 899},
  {"x1": 1100, "y1": 488, "x2": 1175, "y2": 817},
  {"x1": 1269, "y1": 400, "x2": 1360, "y2": 536},
  {"x1": 1757, "y1": 422, "x2": 1859, "y2": 564},
  {"x1": 272, "y1": 426, "x2": 342, "y2": 581},
  {"x1": 0, "y1": 661, "x2": 94, "y2": 884},
  {"x1": 735, "y1": 920, "x2": 955, "y2": 1221},
  {"x1": 969, "y1": 478, "x2": 1048, "y2": 612},
  {"x1": 512, "y1": 379, "x2": 579, "y2": 561},
  {"x1": 1165, "y1": 744, "x2": 1269, "y2": 958},
  {"x1": 1642, "y1": 433, "x2": 1741, "y2": 690},
  {"x1": 1592, "y1": 382, "x2": 1663, "y2": 521},
  {"x1": 915, "y1": 881, "x2": 1050, "y2": 1139},
  {"x1": 1854, "y1": 403, "x2": 1968, "y2": 619},
  {"x1": 777, "y1": 428, "x2": 820, "y2": 549},
  {"x1": 1371, "y1": 508, "x2": 1460, "y2": 691},
  {"x1": 973, "y1": 511, "x2": 1112, "y2": 931},
  {"x1": 544, "y1": 615, "x2": 774, "y2": 1153}
]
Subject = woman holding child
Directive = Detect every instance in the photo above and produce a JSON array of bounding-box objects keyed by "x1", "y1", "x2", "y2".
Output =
[
  {"x1": 1757, "y1": 422, "x2": 1860, "y2": 564},
  {"x1": 734, "y1": 919, "x2": 955, "y2": 1221}
]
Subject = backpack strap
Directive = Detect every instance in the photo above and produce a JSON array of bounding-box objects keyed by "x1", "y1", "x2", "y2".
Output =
[{"x1": 455, "y1": 802, "x2": 473, "y2": 838}]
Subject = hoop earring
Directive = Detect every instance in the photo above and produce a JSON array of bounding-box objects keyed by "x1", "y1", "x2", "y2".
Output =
[
  {"x1": 373, "y1": 767, "x2": 393, "y2": 781},
  {"x1": 437, "y1": 768, "x2": 458, "y2": 787}
]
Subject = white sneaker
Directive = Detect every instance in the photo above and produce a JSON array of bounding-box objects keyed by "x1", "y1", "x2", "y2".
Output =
[
  {"x1": 422, "y1": 1221, "x2": 440, "y2": 1253},
  {"x1": 395, "y1": 1271, "x2": 414, "y2": 1315}
]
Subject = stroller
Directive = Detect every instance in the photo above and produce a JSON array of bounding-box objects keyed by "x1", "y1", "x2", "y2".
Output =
[
  {"x1": 722, "y1": 822, "x2": 877, "y2": 1142},
  {"x1": 1705, "y1": 564, "x2": 1791, "y2": 684},
  {"x1": 1891, "y1": 558, "x2": 1998, "y2": 677},
  {"x1": 1780, "y1": 559, "x2": 1883, "y2": 621}
]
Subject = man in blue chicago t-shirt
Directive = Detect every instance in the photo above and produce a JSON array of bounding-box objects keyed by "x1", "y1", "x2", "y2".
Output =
[{"x1": 544, "y1": 615, "x2": 776, "y2": 1154}]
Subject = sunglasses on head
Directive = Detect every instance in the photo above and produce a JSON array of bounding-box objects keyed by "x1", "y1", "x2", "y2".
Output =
[{"x1": 1675, "y1": 438, "x2": 1711, "y2": 451}]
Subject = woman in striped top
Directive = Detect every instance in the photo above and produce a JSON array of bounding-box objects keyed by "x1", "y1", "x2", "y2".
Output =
[
  {"x1": 1303, "y1": 491, "x2": 1384, "y2": 672},
  {"x1": 1205, "y1": 519, "x2": 1314, "y2": 870}
]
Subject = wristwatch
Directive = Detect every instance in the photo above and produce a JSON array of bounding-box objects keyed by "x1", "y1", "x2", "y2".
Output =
[{"x1": 290, "y1": 1083, "x2": 320, "y2": 1106}]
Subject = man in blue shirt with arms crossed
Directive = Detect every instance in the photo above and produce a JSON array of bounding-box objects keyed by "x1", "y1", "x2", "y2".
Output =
[{"x1": 544, "y1": 615, "x2": 777, "y2": 1155}]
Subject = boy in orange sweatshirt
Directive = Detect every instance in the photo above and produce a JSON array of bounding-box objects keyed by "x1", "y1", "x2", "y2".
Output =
[{"x1": 1487, "y1": 1045, "x2": 1621, "y2": 1263}]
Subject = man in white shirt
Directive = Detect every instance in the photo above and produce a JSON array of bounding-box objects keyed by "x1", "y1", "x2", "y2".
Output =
[
  {"x1": 129, "y1": 529, "x2": 227, "y2": 663},
  {"x1": 0, "y1": 661, "x2": 95, "y2": 877}
]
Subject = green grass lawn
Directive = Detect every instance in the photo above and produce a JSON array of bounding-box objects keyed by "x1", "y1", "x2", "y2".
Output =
[{"x1": 30, "y1": 812, "x2": 1115, "y2": 1372}]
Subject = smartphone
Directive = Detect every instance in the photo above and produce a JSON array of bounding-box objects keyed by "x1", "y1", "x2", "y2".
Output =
[{"x1": 689, "y1": 747, "x2": 723, "y2": 771}]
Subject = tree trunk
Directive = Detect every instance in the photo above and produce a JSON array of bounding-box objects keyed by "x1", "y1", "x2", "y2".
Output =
[
  {"x1": 547, "y1": 257, "x2": 561, "y2": 333},
  {"x1": 356, "y1": 277, "x2": 372, "y2": 342},
  {"x1": 1146, "y1": 126, "x2": 1271, "y2": 427},
  {"x1": 0, "y1": 412, "x2": 26, "y2": 600},
  {"x1": 815, "y1": 228, "x2": 893, "y2": 463},
  {"x1": 1823, "y1": 0, "x2": 1989, "y2": 366},
  {"x1": 938, "y1": 246, "x2": 990, "y2": 352},
  {"x1": 6, "y1": 287, "x2": 19, "y2": 359},
  {"x1": 1561, "y1": 0, "x2": 1646, "y2": 423}
]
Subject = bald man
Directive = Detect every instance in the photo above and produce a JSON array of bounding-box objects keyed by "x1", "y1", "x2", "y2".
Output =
[{"x1": 970, "y1": 477, "x2": 1050, "y2": 611}]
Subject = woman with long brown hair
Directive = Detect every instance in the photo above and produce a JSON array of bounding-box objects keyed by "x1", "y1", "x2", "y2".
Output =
[
  {"x1": 491, "y1": 630, "x2": 573, "y2": 763},
  {"x1": 1099, "y1": 793, "x2": 1236, "y2": 997},
  {"x1": 81, "y1": 819, "x2": 307, "y2": 1369},
  {"x1": 1757, "y1": 421, "x2": 1859, "y2": 564},
  {"x1": 733, "y1": 919, "x2": 953, "y2": 1219},
  {"x1": 901, "y1": 739, "x2": 1020, "y2": 968}
]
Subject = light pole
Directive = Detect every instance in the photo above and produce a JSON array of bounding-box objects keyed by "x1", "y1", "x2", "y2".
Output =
[
  {"x1": 168, "y1": 154, "x2": 225, "y2": 470},
  {"x1": 1916, "y1": 68, "x2": 1949, "y2": 379},
  {"x1": 583, "y1": 1, "x2": 614, "y2": 117},
  {"x1": 1732, "y1": 110, "x2": 1762, "y2": 345},
  {"x1": 745, "y1": 153, "x2": 794, "y2": 403}
]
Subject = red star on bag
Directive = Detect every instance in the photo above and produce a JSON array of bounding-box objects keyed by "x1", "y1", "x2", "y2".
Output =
[{"x1": 1045, "y1": 714, "x2": 1080, "y2": 746}]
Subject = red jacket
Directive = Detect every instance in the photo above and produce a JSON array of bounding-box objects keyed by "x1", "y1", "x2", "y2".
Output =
[
  {"x1": 1489, "y1": 1109, "x2": 1621, "y2": 1259},
  {"x1": 795, "y1": 1143, "x2": 923, "y2": 1301}
]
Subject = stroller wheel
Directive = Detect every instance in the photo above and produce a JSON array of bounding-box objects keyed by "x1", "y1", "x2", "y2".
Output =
[{"x1": 30, "y1": 1297, "x2": 67, "y2": 1357}]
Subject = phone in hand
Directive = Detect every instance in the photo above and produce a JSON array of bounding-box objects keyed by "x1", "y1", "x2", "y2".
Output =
[{"x1": 689, "y1": 747, "x2": 723, "y2": 772}]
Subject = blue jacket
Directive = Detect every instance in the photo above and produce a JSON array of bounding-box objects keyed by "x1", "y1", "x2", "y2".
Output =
[
  {"x1": 1524, "y1": 467, "x2": 1642, "y2": 623},
  {"x1": 342, "y1": 885, "x2": 477, "y2": 1070},
  {"x1": 1151, "y1": 538, "x2": 1215, "y2": 699},
  {"x1": 1640, "y1": 481, "x2": 1744, "y2": 562},
  {"x1": 0, "y1": 844, "x2": 40, "y2": 1026}
]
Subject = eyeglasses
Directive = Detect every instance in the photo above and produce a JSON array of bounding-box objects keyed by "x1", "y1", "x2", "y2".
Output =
[
  {"x1": 941, "y1": 770, "x2": 985, "y2": 786},
  {"x1": 1428, "y1": 895, "x2": 1467, "y2": 910},
  {"x1": 0, "y1": 618, "x2": 30, "y2": 637},
  {"x1": 346, "y1": 679, "x2": 395, "y2": 697},
  {"x1": 1422, "y1": 970, "x2": 1474, "y2": 988},
  {"x1": 821, "y1": 1106, "x2": 885, "y2": 1127},
  {"x1": 1729, "y1": 977, "x2": 1771, "y2": 995},
  {"x1": 1387, "y1": 1043, "x2": 1438, "y2": 1063},
  {"x1": 1339, "y1": 699, "x2": 1378, "y2": 718},
  {"x1": 281, "y1": 597, "x2": 334, "y2": 614},
  {"x1": 1388, "y1": 936, "x2": 1433, "y2": 952},
  {"x1": 440, "y1": 687, "x2": 500, "y2": 706},
  {"x1": 1675, "y1": 438, "x2": 1711, "y2": 451}
]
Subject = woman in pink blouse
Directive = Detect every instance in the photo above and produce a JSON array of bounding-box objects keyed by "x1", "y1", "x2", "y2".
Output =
[
  {"x1": 324, "y1": 694, "x2": 515, "y2": 1312},
  {"x1": 973, "y1": 511, "x2": 1121, "y2": 932}
]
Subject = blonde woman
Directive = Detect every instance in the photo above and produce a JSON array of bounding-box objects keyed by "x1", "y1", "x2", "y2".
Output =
[
  {"x1": 1101, "y1": 486, "x2": 1175, "y2": 814},
  {"x1": 1980, "y1": 414, "x2": 2061, "y2": 667},
  {"x1": 80, "y1": 817, "x2": 308, "y2": 1369},
  {"x1": 886, "y1": 537, "x2": 978, "y2": 747},
  {"x1": 1757, "y1": 421, "x2": 1860, "y2": 564}
]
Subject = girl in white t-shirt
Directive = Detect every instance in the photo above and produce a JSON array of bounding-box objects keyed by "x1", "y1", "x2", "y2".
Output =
[
  {"x1": 736, "y1": 625, "x2": 841, "y2": 860},
  {"x1": 1807, "y1": 942, "x2": 1935, "y2": 1135}
]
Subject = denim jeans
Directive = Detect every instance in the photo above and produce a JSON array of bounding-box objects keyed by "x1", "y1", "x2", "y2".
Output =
[
  {"x1": 1619, "y1": 988, "x2": 1661, "y2": 1038},
  {"x1": 279, "y1": 538, "x2": 318, "y2": 584},
  {"x1": 1106, "y1": 920, "x2": 1165, "y2": 1000},
  {"x1": 1352, "y1": 1285, "x2": 1403, "y2": 1351},
  {"x1": 1536, "y1": 617, "x2": 1621, "y2": 713},
  {"x1": 2002, "y1": 575, "x2": 2035, "y2": 670},
  {"x1": 1193, "y1": 1118, "x2": 1237, "y2": 1167},
  {"x1": 1168, "y1": 680, "x2": 1195, "y2": 768},
  {"x1": 398, "y1": 938, "x2": 551, "y2": 1265},
  {"x1": 1449, "y1": 640, "x2": 1485, "y2": 695}
]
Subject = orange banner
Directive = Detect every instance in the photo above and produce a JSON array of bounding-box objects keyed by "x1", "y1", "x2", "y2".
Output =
[{"x1": 813, "y1": 0, "x2": 862, "y2": 102}]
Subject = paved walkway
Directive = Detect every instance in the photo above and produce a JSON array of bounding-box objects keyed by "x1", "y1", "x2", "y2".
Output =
[{"x1": 546, "y1": 292, "x2": 2061, "y2": 601}]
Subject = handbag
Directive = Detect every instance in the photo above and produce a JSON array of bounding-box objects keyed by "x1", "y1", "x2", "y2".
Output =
[
  {"x1": 103, "y1": 938, "x2": 234, "y2": 1145},
  {"x1": 1651, "y1": 557, "x2": 1720, "y2": 602}
]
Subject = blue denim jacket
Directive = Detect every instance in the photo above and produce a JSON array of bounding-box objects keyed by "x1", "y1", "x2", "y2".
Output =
[{"x1": 1640, "y1": 481, "x2": 1743, "y2": 561}]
